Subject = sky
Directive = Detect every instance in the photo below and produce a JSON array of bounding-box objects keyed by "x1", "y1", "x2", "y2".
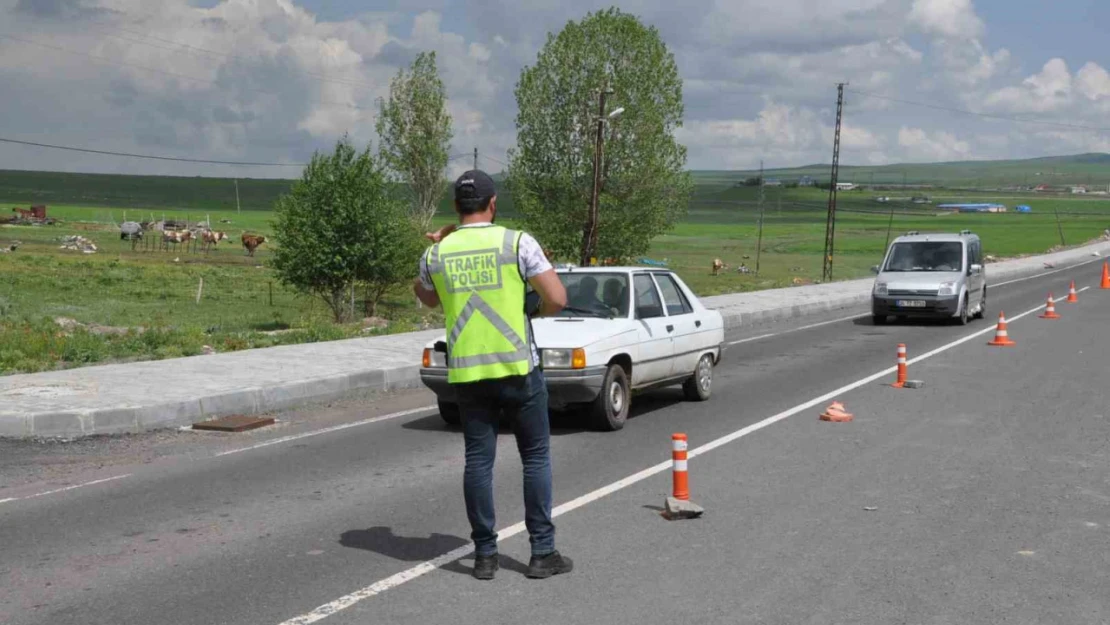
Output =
[{"x1": 0, "y1": 0, "x2": 1108, "y2": 179}]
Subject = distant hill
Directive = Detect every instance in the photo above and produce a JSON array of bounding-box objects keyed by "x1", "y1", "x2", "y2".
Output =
[
  {"x1": 723, "y1": 153, "x2": 1110, "y2": 189},
  {"x1": 2, "y1": 153, "x2": 1108, "y2": 211},
  {"x1": 0, "y1": 169, "x2": 296, "y2": 211}
]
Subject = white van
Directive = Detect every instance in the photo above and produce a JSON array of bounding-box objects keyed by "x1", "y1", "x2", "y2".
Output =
[{"x1": 871, "y1": 230, "x2": 986, "y2": 325}]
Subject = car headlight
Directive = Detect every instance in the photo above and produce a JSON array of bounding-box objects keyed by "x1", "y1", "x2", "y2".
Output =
[
  {"x1": 937, "y1": 281, "x2": 957, "y2": 296},
  {"x1": 542, "y1": 348, "x2": 586, "y2": 369},
  {"x1": 874, "y1": 282, "x2": 888, "y2": 296},
  {"x1": 422, "y1": 348, "x2": 446, "y2": 368}
]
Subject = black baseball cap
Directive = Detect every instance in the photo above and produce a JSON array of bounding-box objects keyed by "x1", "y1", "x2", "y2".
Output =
[{"x1": 454, "y1": 170, "x2": 497, "y2": 201}]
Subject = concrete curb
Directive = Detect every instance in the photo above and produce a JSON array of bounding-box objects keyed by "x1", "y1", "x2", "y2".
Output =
[{"x1": 3, "y1": 240, "x2": 1108, "y2": 439}]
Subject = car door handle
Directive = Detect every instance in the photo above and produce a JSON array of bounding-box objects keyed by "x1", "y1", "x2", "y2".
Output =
[
  {"x1": 695, "y1": 320, "x2": 701, "y2": 327},
  {"x1": 666, "y1": 324, "x2": 674, "y2": 332}
]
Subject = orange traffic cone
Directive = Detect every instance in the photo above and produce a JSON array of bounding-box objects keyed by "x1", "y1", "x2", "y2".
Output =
[
  {"x1": 819, "y1": 401, "x2": 854, "y2": 422},
  {"x1": 1067, "y1": 281, "x2": 1079, "y2": 303},
  {"x1": 988, "y1": 311, "x2": 1016, "y2": 346},
  {"x1": 1039, "y1": 294, "x2": 1060, "y2": 319},
  {"x1": 891, "y1": 344, "x2": 908, "y2": 388},
  {"x1": 1101, "y1": 262, "x2": 1110, "y2": 290}
]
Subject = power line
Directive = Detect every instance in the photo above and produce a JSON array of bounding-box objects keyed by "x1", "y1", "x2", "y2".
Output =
[
  {"x1": 0, "y1": 33, "x2": 374, "y2": 112},
  {"x1": 480, "y1": 153, "x2": 509, "y2": 169},
  {"x1": 847, "y1": 88, "x2": 1110, "y2": 133},
  {"x1": 0, "y1": 136, "x2": 307, "y2": 166}
]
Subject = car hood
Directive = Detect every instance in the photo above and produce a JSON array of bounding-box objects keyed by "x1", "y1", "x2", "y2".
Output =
[
  {"x1": 530, "y1": 317, "x2": 637, "y2": 348},
  {"x1": 878, "y1": 271, "x2": 963, "y2": 290}
]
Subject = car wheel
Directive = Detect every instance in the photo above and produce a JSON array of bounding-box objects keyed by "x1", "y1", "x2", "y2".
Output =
[
  {"x1": 683, "y1": 353, "x2": 714, "y2": 401},
  {"x1": 973, "y1": 288, "x2": 986, "y2": 319},
  {"x1": 438, "y1": 400, "x2": 461, "y2": 426},
  {"x1": 872, "y1": 314, "x2": 888, "y2": 325},
  {"x1": 589, "y1": 364, "x2": 630, "y2": 431},
  {"x1": 955, "y1": 294, "x2": 970, "y2": 326}
]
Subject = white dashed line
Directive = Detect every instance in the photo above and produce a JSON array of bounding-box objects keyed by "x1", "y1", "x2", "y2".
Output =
[
  {"x1": 0, "y1": 474, "x2": 132, "y2": 507},
  {"x1": 215, "y1": 406, "x2": 436, "y2": 457}
]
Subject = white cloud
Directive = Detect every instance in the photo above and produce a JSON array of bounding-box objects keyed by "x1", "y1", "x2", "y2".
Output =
[
  {"x1": 897, "y1": 127, "x2": 971, "y2": 161},
  {"x1": 0, "y1": 0, "x2": 1108, "y2": 179},
  {"x1": 908, "y1": 0, "x2": 983, "y2": 39},
  {"x1": 1075, "y1": 62, "x2": 1110, "y2": 101}
]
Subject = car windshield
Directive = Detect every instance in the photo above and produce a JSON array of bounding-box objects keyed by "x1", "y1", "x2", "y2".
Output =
[
  {"x1": 883, "y1": 241, "x2": 963, "y2": 272},
  {"x1": 554, "y1": 272, "x2": 630, "y2": 318}
]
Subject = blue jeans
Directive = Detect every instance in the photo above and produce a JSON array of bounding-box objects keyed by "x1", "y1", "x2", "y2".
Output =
[{"x1": 455, "y1": 367, "x2": 555, "y2": 557}]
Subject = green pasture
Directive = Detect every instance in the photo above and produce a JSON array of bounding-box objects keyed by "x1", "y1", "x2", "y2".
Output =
[{"x1": 3, "y1": 182, "x2": 1110, "y2": 375}]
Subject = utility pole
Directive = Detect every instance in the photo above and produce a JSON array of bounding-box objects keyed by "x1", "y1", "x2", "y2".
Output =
[
  {"x1": 234, "y1": 179, "x2": 241, "y2": 214},
  {"x1": 756, "y1": 160, "x2": 765, "y2": 274},
  {"x1": 821, "y1": 82, "x2": 847, "y2": 283},
  {"x1": 474, "y1": 147, "x2": 478, "y2": 171},
  {"x1": 581, "y1": 83, "x2": 613, "y2": 267}
]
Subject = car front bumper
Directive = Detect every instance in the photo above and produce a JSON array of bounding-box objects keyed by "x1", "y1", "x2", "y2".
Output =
[
  {"x1": 419, "y1": 365, "x2": 608, "y2": 407},
  {"x1": 872, "y1": 294, "x2": 960, "y2": 317}
]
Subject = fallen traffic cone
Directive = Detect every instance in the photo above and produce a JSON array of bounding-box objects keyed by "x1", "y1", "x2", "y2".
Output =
[
  {"x1": 1101, "y1": 262, "x2": 1110, "y2": 289},
  {"x1": 988, "y1": 311, "x2": 1016, "y2": 346},
  {"x1": 1039, "y1": 294, "x2": 1060, "y2": 319},
  {"x1": 891, "y1": 344, "x2": 908, "y2": 388},
  {"x1": 1067, "y1": 280, "x2": 1079, "y2": 303},
  {"x1": 819, "y1": 401, "x2": 854, "y2": 422}
]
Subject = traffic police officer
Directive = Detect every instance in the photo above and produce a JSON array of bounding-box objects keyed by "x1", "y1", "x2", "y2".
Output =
[{"x1": 414, "y1": 170, "x2": 573, "y2": 581}]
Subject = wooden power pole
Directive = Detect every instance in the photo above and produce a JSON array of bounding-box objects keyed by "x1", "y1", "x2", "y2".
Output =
[
  {"x1": 821, "y1": 83, "x2": 847, "y2": 283},
  {"x1": 581, "y1": 84, "x2": 613, "y2": 267}
]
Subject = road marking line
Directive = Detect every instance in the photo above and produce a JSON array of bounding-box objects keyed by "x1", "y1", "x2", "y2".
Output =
[
  {"x1": 991, "y1": 255, "x2": 1106, "y2": 288},
  {"x1": 727, "y1": 332, "x2": 778, "y2": 346},
  {"x1": 723, "y1": 256, "x2": 1104, "y2": 348},
  {"x1": 277, "y1": 287, "x2": 1086, "y2": 625},
  {"x1": 214, "y1": 406, "x2": 436, "y2": 457},
  {"x1": 0, "y1": 474, "x2": 132, "y2": 507}
]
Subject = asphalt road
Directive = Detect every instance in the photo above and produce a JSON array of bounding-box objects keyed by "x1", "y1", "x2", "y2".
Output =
[{"x1": 2, "y1": 261, "x2": 1108, "y2": 625}]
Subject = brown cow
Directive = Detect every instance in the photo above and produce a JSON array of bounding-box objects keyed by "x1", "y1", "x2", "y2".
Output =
[
  {"x1": 242, "y1": 233, "x2": 266, "y2": 257},
  {"x1": 711, "y1": 258, "x2": 727, "y2": 276}
]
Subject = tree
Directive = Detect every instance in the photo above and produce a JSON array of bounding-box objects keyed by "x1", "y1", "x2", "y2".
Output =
[
  {"x1": 507, "y1": 7, "x2": 692, "y2": 263},
  {"x1": 376, "y1": 51, "x2": 454, "y2": 232},
  {"x1": 271, "y1": 136, "x2": 422, "y2": 323}
]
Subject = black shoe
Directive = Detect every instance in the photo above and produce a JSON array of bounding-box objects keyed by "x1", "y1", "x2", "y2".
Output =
[
  {"x1": 472, "y1": 554, "x2": 498, "y2": 580},
  {"x1": 526, "y1": 551, "x2": 573, "y2": 579}
]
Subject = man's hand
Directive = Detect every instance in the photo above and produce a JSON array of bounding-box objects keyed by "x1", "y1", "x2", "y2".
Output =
[{"x1": 425, "y1": 224, "x2": 457, "y2": 243}]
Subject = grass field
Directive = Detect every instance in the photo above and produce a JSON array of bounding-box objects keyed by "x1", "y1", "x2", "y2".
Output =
[{"x1": 3, "y1": 164, "x2": 1110, "y2": 376}]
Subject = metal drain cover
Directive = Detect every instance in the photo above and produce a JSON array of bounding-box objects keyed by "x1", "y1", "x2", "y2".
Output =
[{"x1": 192, "y1": 414, "x2": 275, "y2": 432}]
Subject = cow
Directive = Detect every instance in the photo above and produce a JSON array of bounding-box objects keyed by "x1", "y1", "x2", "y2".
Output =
[
  {"x1": 120, "y1": 221, "x2": 143, "y2": 241},
  {"x1": 200, "y1": 230, "x2": 228, "y2": 252},
  {"x1": 161, "y1": 229, "x2": 192, "y2": 251},
  {"x1": 242, "y1": 233, "x2": 266, "y2": 257},
  {"x1": 711, "y1": 258, "x2": 727, "y2": 276}
]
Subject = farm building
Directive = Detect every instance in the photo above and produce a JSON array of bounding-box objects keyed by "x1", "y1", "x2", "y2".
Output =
[{"x1": 936, "y1": 203, "x2": 1008, "y2": 213}]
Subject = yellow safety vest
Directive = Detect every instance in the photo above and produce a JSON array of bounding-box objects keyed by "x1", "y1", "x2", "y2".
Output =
[{"x1": 426, "y1": 225, "x2": 534, "y2": 383}]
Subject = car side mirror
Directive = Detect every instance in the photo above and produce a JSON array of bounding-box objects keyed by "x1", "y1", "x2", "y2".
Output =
[
  {"x1": 970, "y1": 264, "x2": 982, "y2": 275},
  {"x1": 870, "y1": 265, "x2": 881, "y2": 274}
]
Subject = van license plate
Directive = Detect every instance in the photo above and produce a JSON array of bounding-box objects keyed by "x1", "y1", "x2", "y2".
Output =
[{"x1": 897, "y1": 300, "x2": 926, "y2": 308}]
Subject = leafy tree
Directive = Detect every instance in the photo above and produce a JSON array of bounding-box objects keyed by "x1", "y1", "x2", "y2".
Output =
[
  {"x1": 376, "y1": 51, "x2": 454, "y2": 232},
  {"x1": 507, "y1": 7, "x2": 692, "y2": 263},
  {"x1": 271, "y1": 136, "x2": 422, "y2": 322}
]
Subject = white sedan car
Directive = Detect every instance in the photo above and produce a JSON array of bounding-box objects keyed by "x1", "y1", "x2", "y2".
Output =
[{"x1": 419, "y1": 267, "x2": 725, "y2": 431}]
